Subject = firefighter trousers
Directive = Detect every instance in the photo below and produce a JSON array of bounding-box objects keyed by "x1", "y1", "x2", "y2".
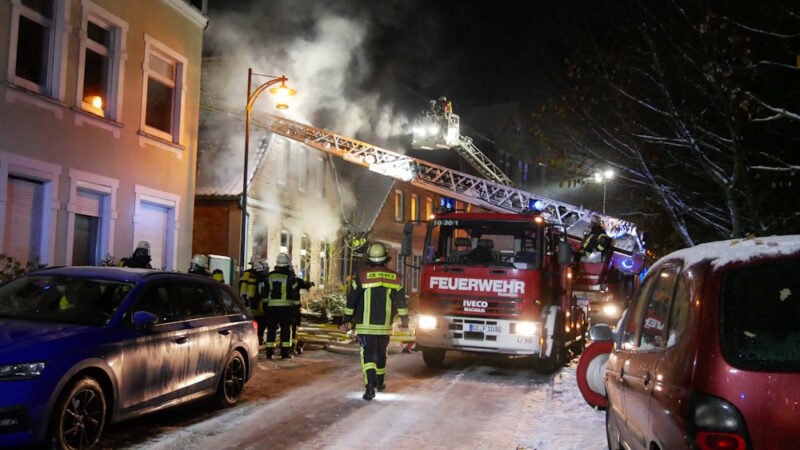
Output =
[
  {"x1": 358, "y1": 334, "x2": 390, "y2": 387},
  {"x1": 266, "y1": 307, "x2": 294, "y2": 356},
  {"x1": 253, "y1": 314, "x2": 267, "y2": 345}
]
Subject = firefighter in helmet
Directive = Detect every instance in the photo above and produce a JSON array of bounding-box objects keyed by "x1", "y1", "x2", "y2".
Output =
[
  {"x1": 188, "y1": 254, "x2": 211, "y2": 276},
  {"x1": 240, "y1": 256, "x2": 270, "y2": 345},
  {"x1": 121, "y1": 241, "x2": 152, "y2": 269},
  {"x1": 341, "y1": 242, "x2": 408, "y2": 400},
  {"x1": 581, "y1": 215, "x2": 612, "y2": 259},
  {"x1": 266, "y1": 253, "x2": 301, "y2": 359}
]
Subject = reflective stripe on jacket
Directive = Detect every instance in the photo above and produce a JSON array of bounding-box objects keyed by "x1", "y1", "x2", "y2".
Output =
[{"x1": 345, "y1": 266, "x2": 407, "y2": 335}]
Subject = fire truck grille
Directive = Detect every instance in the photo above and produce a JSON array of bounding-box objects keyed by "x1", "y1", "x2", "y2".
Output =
[{"x1": 438, "y1": 297, "x2": 521, "y2": 317}]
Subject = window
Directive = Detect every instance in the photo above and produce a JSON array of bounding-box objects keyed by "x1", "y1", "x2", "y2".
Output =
[
  {"x1": 639, "y1": 266, "x2": 679, "y2": 350},
  {"x1": 133, "y1": 283, "x2": 184, "y2": 324},
  {"x1": 297, "y1": 148, "x2": 307, "y2": 192},
  {"x1": 666, "y1": 272, "x2": 691, "y2": 348},
  {"x1": 394, "y1": 190, "x2": 404, "y2": 222},
  {"x1": 621, "y1": 275, "x2": 656, "y2": 350},
  {"x1": 181, "y1": 284, "x2": 221, "y2": 319},
  {"x1": 66, "y1": 169, "x2": 118, "y2": 266},
  {"x1": 299, "y1": 234, "x2": 310, "y2": 281},
  {"x1": 8, "y1": 0, "x2": 67, "y2": 97},
  {"x1": 77, "y1": 3, "x2": 127, "y2": 121},
  {"x1": 318, "y1": 240, "x2": 329, "y2": 288},
  {"x1": 425, "y1": 197, "x2": 433, "y2": 220},
  {"x1": 215, "y1": 287, "x2": 244, "y2": 315},
  {"x1": 141, "y1": 35, "x2": 186, "y2": 144},
  {"x1": 280, "y1": 229, "x2": 293, "y2": 255},
  {"x1": 411, "y1": 194, "x2": 419, "y2": 221},
  {"x1": 396, "y1": 255, "x2": 406, "y2": 290}
]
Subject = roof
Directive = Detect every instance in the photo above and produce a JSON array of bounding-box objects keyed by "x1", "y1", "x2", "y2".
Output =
[
  {"x1": 658, "y1": 235, "x2": 800, "y2": 271},
  {"x1": 338, "y1": 162, "x2": 394, "y2": 233}
]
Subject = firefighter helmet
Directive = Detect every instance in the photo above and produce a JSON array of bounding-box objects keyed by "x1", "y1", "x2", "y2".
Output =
[
  {"x1": 276, "y1": 252, "x2": 291, "y2": 267},
  {"x1": 252, "y1": 257, "x2": 269, "y2": 271},
  {"x1": 136, "y1": 240, "x2": 151, "y2": 252},
  {"x1": 368, "y1": 242, "x2": 389, "y2": 263},
  {"x1": 191, "y1": 254, "x2": 209, "y2": 269}
]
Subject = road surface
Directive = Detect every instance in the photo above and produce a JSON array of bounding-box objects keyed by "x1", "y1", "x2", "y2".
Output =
[{"x1": 100, "y1": 348, "x2": 607, "y2": 450}]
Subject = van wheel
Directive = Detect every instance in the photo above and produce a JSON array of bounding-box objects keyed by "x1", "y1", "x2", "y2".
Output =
[
  {"x1": 213, "y1": 350, "x2": 246, "y2": 408},
  {"x1": 421, "y1": 348, "x2": 446, "y2": 368},
  {"x1": 50, "y1": 377, "x2": 106, "y2": 450}
]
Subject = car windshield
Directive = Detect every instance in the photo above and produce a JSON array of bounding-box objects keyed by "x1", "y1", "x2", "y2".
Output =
[
  {"x1": 425, "y1": 219, "x2": 541, "y2": 268},
  {"x1": 720, "y1": 259, "x2": 800, "y2": 371},
  {"x1": 0, "y1": 275, "x2": 134, "y2": 327}
]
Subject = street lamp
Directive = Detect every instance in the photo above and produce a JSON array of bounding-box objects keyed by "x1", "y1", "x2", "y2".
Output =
[
  {"x1": 240, "y1": 69, "x2": 296, "y2": 274},
  {"x1": 594, "y1": 169, "x2": 614, "y2": 214}
]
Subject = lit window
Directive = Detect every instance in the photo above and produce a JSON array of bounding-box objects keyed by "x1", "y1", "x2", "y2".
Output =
[
  {"x1": 141, "y1": 35, "x2": 186, "y2": 144},
  {"x1": 299, "y1": 234, "x2": 310, "y2": 281},
  {"x1": 10, "y1": 0, "x2": 66, "y2": 96},
  {"x1": 394, "y1": 190, "x2": 404, "y2": 222},
  {"x1": 78, "y1": 6, "x2": 126, "y2": 121},
  {"x1": 318, "y1": 240, "x2": 329, "y2": 288},
  {"x1": 411, "y1": 193, "x2": 419, "y2": 221},
  {"x1": 425, "y1": 197, "x2": 433, "y2": 219},
  {"x1": 280, "y1": 229, "x2": 292, "y2": 256}
]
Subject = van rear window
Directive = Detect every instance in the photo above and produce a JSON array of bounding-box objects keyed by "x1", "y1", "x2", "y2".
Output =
[{"x1": 720, "y1": 259, "x2": 800, "y2": 371}]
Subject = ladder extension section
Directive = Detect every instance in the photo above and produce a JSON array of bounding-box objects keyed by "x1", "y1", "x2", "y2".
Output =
[
  {"x1": 455, "y1": 136, "x2": 515, "y2": 186},
  {"x1": 200, "y1": 95, "x2": 641, "y2": 250}
]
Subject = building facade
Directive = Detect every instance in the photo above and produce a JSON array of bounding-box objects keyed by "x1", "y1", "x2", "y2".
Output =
[{"x1": 0, "y1": 0, "x2": 206, "y2": 269}]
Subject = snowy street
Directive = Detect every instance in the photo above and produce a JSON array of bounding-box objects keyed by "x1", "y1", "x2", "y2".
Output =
[{"x1": 99, "y1": 349, "x2": 607, "y2": 450}]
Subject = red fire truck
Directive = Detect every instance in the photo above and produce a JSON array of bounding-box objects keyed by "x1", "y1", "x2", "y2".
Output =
[{"x1": 402, "y1": 203, "x2": 587, "y2": 372}]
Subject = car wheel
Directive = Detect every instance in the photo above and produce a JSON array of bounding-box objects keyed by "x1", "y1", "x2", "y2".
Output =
[
  {"x1": 421, "y1": 348, "x2": 446, "y2": 368},
  {"x1": 50, "y1": 377, "x2": 106, "y2": 450},
  {"x1": 213, "y1": 350, "x2": 246, "y2": 408},
  {"x1": 606, "y1": 398, "x2": 621, "y2": 450}
]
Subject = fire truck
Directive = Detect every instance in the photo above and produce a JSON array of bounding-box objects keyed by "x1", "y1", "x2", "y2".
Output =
[{"x1": 199, "y1": 93, "x2": 646, "y2": 371}]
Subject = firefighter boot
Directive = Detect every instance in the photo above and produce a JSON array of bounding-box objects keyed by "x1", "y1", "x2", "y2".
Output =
[
  {"x1": 281, "y1": 348, "x2": 293, "y2": 359},
  {"x1": 265, "y1": 348, "x2": 274, "y2": 360},
  {"x1": 376, "y1": 383, "x2": 386, "y2": 392},
  {"x1": 363, "y1": 384, "x2": 376, "y2": 401},
  {"x1": 295, "y1": 340, "x2": 304, "y2": 355}
]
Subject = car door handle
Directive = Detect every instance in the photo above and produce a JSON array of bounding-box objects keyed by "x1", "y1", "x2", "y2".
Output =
[
  {"x1": 619, "y1": 366, "x2": 625, "y2": 384},
  {"x1": 643, "y1": 371, "x2": 652, "y2": 388},
  {"x1": 174, "y1": 336, "x2": 190, "y2": 345},
  {"x1": 218, "y1": 329, "x2": 231, "y2": 336}
]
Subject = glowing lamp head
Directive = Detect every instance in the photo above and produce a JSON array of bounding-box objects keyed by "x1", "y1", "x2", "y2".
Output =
[{"x1": 269, "y1": 79, "x2": 296, "y2": 110}]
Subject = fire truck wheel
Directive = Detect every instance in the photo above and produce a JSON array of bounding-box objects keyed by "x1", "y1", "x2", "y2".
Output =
[{"x1": 421, "y1": 348, "x2": 446, "y2": 368}]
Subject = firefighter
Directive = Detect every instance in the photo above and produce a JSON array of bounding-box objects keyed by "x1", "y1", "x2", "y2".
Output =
[
  {"x1": 240, "y1": 256, "x2": 270, "y2": 345},
  {"x1": 188, "y1": 254, "x2": 211, "y2": 276},
  {"x1": 212, "y1": 269, "x2": 225, "y2": 282},
  {"x1": 581, "y1": 215, "x2": 612, "y2": 258},
  {"x1": 120, "y1": 241, "x2": 152, "y2": 269},
  {"x1": 288, "y1": 266, "x2": 314, "y2": 355},
  {"x1": 341, "y1": 242, "x2": 408, "y2": 401},
  {"x1": 266, "y1": 253, "x2": 300, "y2": 359}
]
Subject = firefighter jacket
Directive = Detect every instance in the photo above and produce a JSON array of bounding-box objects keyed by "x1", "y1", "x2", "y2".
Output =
[
  {"x1": 267, "y1": 267, "x2": 301, "y2": 308},
  {"x1": 581, "y1": 225, "x2": 611, "y2": 256},
  {"x1": 345, "y1": 265, "x2": 408, "y2": 335},
  {"x1": 240, "y1": 269, "x2": 268, "y2": 314}
]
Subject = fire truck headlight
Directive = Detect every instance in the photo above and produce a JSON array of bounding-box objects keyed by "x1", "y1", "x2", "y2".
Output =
[
  {"x1": 418, "y1": 315, "x2": 437, "y2": 330},
  {"x1": 602, "y1": 304, "x2": 621, "y2": 318},
  {"x1": 516, "y1": 321, "x2": 539, "y2": 336}
]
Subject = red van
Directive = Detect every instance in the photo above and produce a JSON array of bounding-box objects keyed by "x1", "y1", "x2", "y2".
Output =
[{"x1": 603, "y1": 235, "x2": 800, "y2": 450}]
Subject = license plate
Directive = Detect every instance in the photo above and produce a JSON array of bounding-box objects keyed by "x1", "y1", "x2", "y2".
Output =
[{"x1": 468, "y1": 324, "x2": 501, "y2": 333}]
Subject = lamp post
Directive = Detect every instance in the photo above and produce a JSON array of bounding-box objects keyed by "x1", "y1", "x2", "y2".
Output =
[
  {"x1": 240, "y1": 68, "x2": 296, "y2": 274},
  {"x1": 593, "y1": 169, "x2": 614, "y2": 214}
]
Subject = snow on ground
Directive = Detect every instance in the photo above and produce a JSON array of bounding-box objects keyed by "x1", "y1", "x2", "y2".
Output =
[{"x1": 124, "y1": 352, "x2": 607, "y2": 450}]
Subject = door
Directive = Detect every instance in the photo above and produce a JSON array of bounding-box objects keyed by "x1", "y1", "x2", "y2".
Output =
[
  {"x1": 622, "y1": 265, "x2": 679, "y2": 450},
  {"x1": 606, "y1": 273, "x2": 656, "y2": 448},
  {"x1": 3, "y1": 176, "x2": 44, "y2": 263},
  {"x1": 179, "y1": 282, "x2": 232, "y2": 395},
  {"x1": 72, "y1": 189, "x2": 103, "y2": 265},
  {"x1": 118, "y1": 282, "x2": 190, "y2": 415},
  {"x1": 135, "y1": 202, "x2": 169, "y2": 269}
]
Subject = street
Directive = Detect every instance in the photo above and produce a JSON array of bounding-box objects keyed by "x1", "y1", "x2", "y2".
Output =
[{"x1": 98, "y1": 347, "x2": 607, "y2": 450}]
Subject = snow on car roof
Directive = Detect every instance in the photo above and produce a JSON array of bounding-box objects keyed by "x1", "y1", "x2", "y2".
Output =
[{"x1": 662, "y1": 235, "x2": 800, "y2": 270}]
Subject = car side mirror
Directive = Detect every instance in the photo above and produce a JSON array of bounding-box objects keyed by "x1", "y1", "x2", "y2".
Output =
[
  {"x1": 132, "y1": 311, "x2": 159, "y2": 328},
  {"x1": 588, "y1": 324, "x2": 614, "y2": 342},
  {"x1": 557, "y1": 240, "x2": 573, "y2": 265},
  {"x1": 400, "y1": 222, "x2": 414, "y2": 257}
]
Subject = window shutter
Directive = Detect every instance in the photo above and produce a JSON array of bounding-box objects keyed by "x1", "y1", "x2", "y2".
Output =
[{"x1": 3, "y1": 177, "x2": 44, "y2": 264}]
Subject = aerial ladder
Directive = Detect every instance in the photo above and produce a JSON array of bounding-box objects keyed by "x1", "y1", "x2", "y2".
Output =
[
  {"x1": 410, "y1": 97, "x2": 515, "y2": 186},
  {"x1": 199, "y1": 92, "x2": 645, "y2": 266}
]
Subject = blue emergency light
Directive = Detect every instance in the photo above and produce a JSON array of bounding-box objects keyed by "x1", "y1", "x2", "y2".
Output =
[
  {"x1": 527, "y1": 198, "x2": 544, "y2": 211},
  {"x1": 440, "y1": 197, "x2": 455, "y2": 211}
]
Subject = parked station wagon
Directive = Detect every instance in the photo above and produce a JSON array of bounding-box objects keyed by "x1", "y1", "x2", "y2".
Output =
[
  {"x1": 602, "y1": 235, "x2": 800, "y2": 450},
  {"x1": 0, "y1": 267, "x2": 259, "y2": 449}
]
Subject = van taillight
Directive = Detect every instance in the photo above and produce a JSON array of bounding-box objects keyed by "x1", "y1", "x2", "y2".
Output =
[
  {"x1": 697, "y1": 432, "x2": 746, "y2": 450},
  {"x1": 687, "y1": 393, "x2": 750, "y2": 450}
]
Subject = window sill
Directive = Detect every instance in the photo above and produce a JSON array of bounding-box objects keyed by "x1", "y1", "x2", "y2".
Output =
[
  {"x1": 73, "y1": 109, "x2": 123, "y2": 138},
  {"x1": 137, "y1": 130, "x2": 184, "y2": 159},
  {"x1": 3, "y1": 82, "x2": 66, "y2": 119}
]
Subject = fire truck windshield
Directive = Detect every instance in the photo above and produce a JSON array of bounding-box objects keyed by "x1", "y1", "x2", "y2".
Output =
[{"x1": 424, "y1": 219, "x2": 541, "y2": 269}]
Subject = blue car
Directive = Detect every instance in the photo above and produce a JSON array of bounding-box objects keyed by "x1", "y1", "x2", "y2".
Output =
[{"x1": 0, "y1": 267, "x2": 259, "y2": 449}]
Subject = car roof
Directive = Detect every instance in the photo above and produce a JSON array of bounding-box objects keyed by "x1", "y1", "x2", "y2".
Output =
[
  {"x1": 655, "y1": 234, "x2": 800, "y2": 273},
  {"x1": 28, "y1": 266, "x2": 207, "y2": 283}
]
